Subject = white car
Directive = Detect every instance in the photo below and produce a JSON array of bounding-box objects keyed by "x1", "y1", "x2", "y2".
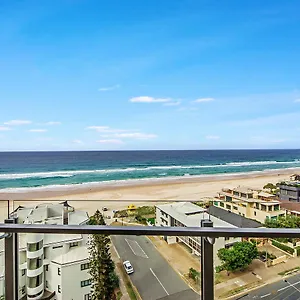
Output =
[{"x1": 123, "y1": 260, "x2": 134, "y2": 274}]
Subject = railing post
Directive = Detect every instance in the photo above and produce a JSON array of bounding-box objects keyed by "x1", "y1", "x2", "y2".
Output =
[
  {"x1": 201, "y1": 219, "x2": 214, "y2": 300},
  {"x1": 5, "y1": 217, "x2": 18, "y2": 300}
]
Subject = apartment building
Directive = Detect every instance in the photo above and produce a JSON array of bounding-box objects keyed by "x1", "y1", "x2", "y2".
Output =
[
  {"x1": 0, "y1": 202, "x2": 92, "y2": 300},
  {"x1": 213, "y1": 186, "x2": 286, "y2": 223},
  {"x1": 155, "y1": 202, "x2": 242, "y2": 266},
  {"x1": 279, "y1": 182, "x2": 300, "y2": 202}
]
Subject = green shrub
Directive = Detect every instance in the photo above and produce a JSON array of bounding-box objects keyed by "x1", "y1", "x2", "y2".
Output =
[
  {"x1": 272, "y1": 240, "x2": 294, "y2": 255},
  {"x1": 188, "y1": 268, "x2": 200, "y2": 283},
  {"x1": 296, "y1": 246, "x2": 300, "y2": 256}
]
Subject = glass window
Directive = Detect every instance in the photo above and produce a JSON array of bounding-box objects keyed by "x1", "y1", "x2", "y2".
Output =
[
  {"x1": 58, "y1": 268, "x2": 61, "y2": 276},
  {"x1": 58, "y1": 285, "x2": 61, "y2": 293}
]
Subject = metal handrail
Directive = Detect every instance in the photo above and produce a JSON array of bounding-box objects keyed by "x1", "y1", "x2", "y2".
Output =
[{"x1": 1, "y1": 223, "x2": 300, "y2": 238}]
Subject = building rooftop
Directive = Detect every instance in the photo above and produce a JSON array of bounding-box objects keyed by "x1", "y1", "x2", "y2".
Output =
[
  {"x1": 208, "y1": 206, "x2": 262, "y2": 228},
  {"x1": 52, "y1": 245, "x2": 89, "y2": 265},
  {"x1": 156, "y1": 202, "x2": 237, "y2": 228}
]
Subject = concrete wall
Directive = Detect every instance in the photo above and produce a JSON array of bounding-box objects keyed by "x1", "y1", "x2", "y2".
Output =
[
  {"x1": 61, "y1": 261, "x2": 92, "y2": 300},
  {"x1": 270, "y1": 255, "x2": 287, "y2": 266}
]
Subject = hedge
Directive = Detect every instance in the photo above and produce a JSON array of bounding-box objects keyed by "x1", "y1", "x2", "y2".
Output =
[
  {"x1": 272, "y1": 240, "x2": 294, "y2": 255},
  {"x1": 296, "y1": 246, "x2": 300, "y2": 256}
]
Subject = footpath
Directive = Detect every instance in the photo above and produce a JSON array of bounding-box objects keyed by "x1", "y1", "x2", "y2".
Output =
[{"x1": 149, "y1": 236, "x2": 300, "y2": 299}]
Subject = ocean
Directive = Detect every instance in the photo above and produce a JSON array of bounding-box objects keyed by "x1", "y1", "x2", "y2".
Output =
[{"x1": 0, "y1": 150, "x2": 300, "y2": 192}]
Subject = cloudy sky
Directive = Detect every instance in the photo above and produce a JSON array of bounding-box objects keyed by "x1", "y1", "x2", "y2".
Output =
[{"x1": 1, "y1": 0, "x2": 300, "y2": 151}]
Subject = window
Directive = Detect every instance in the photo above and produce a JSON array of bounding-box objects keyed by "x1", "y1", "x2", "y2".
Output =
[
  {"x1": 225, "y1": 237, "x2": 230, "y2": 241},
  {"x1": 22, "y1": 269, "x2": 26, "y2": 276},
  {"x1": 233, "y1": 206, "x2": 238, "y2": 210},
  {"x1": 81, "y1": 263, "x2": 91, "y2": 271},
  {"x1": 81, "y1": 279, "x2": 92, "y2": 287},
  {"x1": 45, "y1": 265, "x2": 48, "y2": 271},
  {"x1": 226, "y1": 204, "x2": 231, "y2": 210},
  {"x1": 213, "y1": 201, "x2": 219, "y2": 206},
  {"x1": 70, "y1": 242, "x2": 79, "y2": 248},
  {"x1": 84, "y1": 294, "x2": 92, "y2": 300},
  {"x1": 53, "y1": 245, "x2": 63, "y2": 249},
  {"x1": 58, "y1": 268, "x2": 61, "y2": 276},
  {"x1": 220, "y1": 202, "x2": 224, "y2": 207},
  {"x1": 21, "y1": 286, "x2": 25, "y2": 294},
  {"x1": 254, "y1": 211, "x2": 256, "y2": 216},
  {"x1": 46, "y1": 281, "x2": 49, "y2": 288},
  {"x1": 58, "y1": 285, "x2": 61, "y2": 293}
]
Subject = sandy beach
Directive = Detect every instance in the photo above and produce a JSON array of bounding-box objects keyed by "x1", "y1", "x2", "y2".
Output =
[{"x1": 0, "y1": 168, "x2": 298, "y2": 218}]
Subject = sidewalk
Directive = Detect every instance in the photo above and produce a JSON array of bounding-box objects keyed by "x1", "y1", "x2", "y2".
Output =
[
  {"x1": 149, "y1": 236, "x2": 201, "y2": 292},
  {"x1": 149, "y1": 236, "x2": 300, "y2": 299},
  {"x1": 111, "y1": 245, "x2": 131, "y2": 300},
  {"x1": 215, "y1": 256, "x2": 300, "y2": 298}
]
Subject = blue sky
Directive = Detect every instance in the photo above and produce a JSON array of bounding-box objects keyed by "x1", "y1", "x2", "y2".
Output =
[{"x1": 0, "y1": 0, "x2": 300, "y2": 151}]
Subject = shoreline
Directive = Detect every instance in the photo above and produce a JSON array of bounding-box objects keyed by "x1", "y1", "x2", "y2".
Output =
[{"x1": 0, "y1": 167, "x2": 298, "y2": 201}]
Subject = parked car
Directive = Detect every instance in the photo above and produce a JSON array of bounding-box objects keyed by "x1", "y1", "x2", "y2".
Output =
[
  {"x1": 123, "y1": 260, "x2": 134, "y2": 274},
  {"x1": 102, "y1": 207, "x2": 108, "y2": 211}
]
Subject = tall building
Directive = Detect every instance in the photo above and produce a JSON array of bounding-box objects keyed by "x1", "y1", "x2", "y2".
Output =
[
  {"x1": 155, "y1": 202, "x2": 242, "y2": 266},
  {"x1": 0, "y1": 202, "x2": 92, "y2": 300},
  {"x1": 279, "y1": 182, "x2": 300, "y2": 202},
  {"x1": 213, "y1": 186, "x2": 286, "y2": 223}
]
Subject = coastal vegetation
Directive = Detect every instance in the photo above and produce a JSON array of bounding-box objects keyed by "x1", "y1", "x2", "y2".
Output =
[
  {"x1": 217, "y1": 242, "x2": 258, "y2": 274},
  {"x1": 88, "y1": 210, "x2": 120, "y2": 299},
  {"x1": 114, "y1": 206, "x2": 155, "y2": 225}
]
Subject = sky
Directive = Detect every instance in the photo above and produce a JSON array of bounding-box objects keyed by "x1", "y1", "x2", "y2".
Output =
[{"x1": 0, "y1": 0, "x2": 300, "y2": 151}]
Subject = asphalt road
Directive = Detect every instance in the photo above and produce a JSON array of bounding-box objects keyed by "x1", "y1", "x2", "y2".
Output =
[
  {"x1": 234, "y1": 273, "x2": 300, "y2": 300},
  {"x1": 111, "y1": 235, "x2": 199, "y2": 300}
]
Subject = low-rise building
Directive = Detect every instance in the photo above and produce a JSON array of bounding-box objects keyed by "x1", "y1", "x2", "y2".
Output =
[
  {"x1": 213, "y1": 186, "x2": 285, "y2": 223},
  {"x1": 155, "y1": 202, "x2": 243, "y2": 266},
  {"x1": 279, "y1": 182, "x2": 300, "y2": 202},
  {"x1": 0, "y1": 202, "x2": 91, "y2": 300}
]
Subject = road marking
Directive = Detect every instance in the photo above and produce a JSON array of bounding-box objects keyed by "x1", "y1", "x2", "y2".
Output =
[
  {"x1": 150, "y1": 268, "x2": 169, "y2": 296},
  {"x1": 278, "y1": 280, "x2": 300, "y2": 292},
  {"x1": 260, "y1": 293, "x2": 271, "y2": 298},
  {"x1": 284, "y1": 280, "x2": 300, "y2": 293},
  {"x1": 134, "y1": 241, "x2": 149, "y2": 258},
  {"x1": 113, "y1": 245, "x2": 120, "y2": 259},
  {"x1": 125, "y1": 238, "x2": 137, "y2": 256}
]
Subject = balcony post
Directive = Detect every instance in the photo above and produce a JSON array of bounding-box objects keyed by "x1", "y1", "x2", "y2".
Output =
[
  {"x1": 201, "y1": 219, "x2": 214, "y2": 300},
  {"x1": 5, "y1": 217, "x2": 18, "y2": 300}
]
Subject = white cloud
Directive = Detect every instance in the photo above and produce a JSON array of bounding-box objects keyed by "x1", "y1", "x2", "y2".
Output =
[
  {"x1": 29, "y1": 129, "x2": 47, "y2": 132},
  {"x1": 4, "y1": 120, "x2": 32, "y2": 126},
  {"x1": 97, "y1": 139, "x2": 123, "y2": 144},
  {"x1": 114, "y1": 132, "x2": 157, "y2": 139},
  {"x1": 0, "y1": 126, "x2": 11, "y2": 131},
  {"x1": 163, "y1": 101, "x2": 181, "y2": 106},
  {"x1": 294, "y1": 99, "x2": 300, "y2": 103},
  {"x1": 193, "y1": 98, "x2": 215, "y2": 103},
  {"x1": 86, "y1": 126, "x2": 128, "y2": 133},
  {"x1": 206, "y1": 135, "x2": 220, "y2": 140},
  {"x1": 44, "y1": 121, "x2": 61, "y2": 125},
  {"x1": 130, "y1": 96, "x2": 171, "y2": 103},
  {"x1": 73, "y1": 139, "x2": 83, "y2": 144},
  {"x1": 98, "y1": 84, "x2": 120, "y2": 91}
]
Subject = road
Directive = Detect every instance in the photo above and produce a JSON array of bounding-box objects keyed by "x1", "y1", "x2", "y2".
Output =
[
  {"x1": 234, "y1": 273, "x2": 300, "y2": 300},
  {"x1": 111, "y1": 235, "x2": 199, "y2": 300}
]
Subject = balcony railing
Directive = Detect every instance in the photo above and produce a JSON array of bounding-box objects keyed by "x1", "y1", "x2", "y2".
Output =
[{"x1": 2, "y1": 221, "x2": 300, "y2": 299}]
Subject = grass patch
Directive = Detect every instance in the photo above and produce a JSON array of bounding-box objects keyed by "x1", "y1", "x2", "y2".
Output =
[
  {"x1": 116, "y1": 290, "x2": 122, "y2": 300},
  {"x1": 219, "y1": 281, "x2": 260, "y2": 298},
  {"x1": 117, "y1": 262, "x2": 138, "y2": 300},
  {"x1": 278, "y1": 266, "x2": 300, "y2": 276}
]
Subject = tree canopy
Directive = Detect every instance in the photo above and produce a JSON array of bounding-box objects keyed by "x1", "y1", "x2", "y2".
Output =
[
  {"x1": 265, "y1": 215, "x2": 300, "y2": 229},
  {"x1": 88, "y1": 210, "x2": 119, "y2": 300},
  {"x1": 217, "y1": 242, "x2": 258, "y2": 273}
]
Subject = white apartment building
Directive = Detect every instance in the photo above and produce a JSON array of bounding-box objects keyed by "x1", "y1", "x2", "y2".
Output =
[
  {"x1": 0, "y1": 202, "x2": 92, "y2": 300},
  {"x1": 155, "y1": 202, "x2": 242, "y2": 266}
]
